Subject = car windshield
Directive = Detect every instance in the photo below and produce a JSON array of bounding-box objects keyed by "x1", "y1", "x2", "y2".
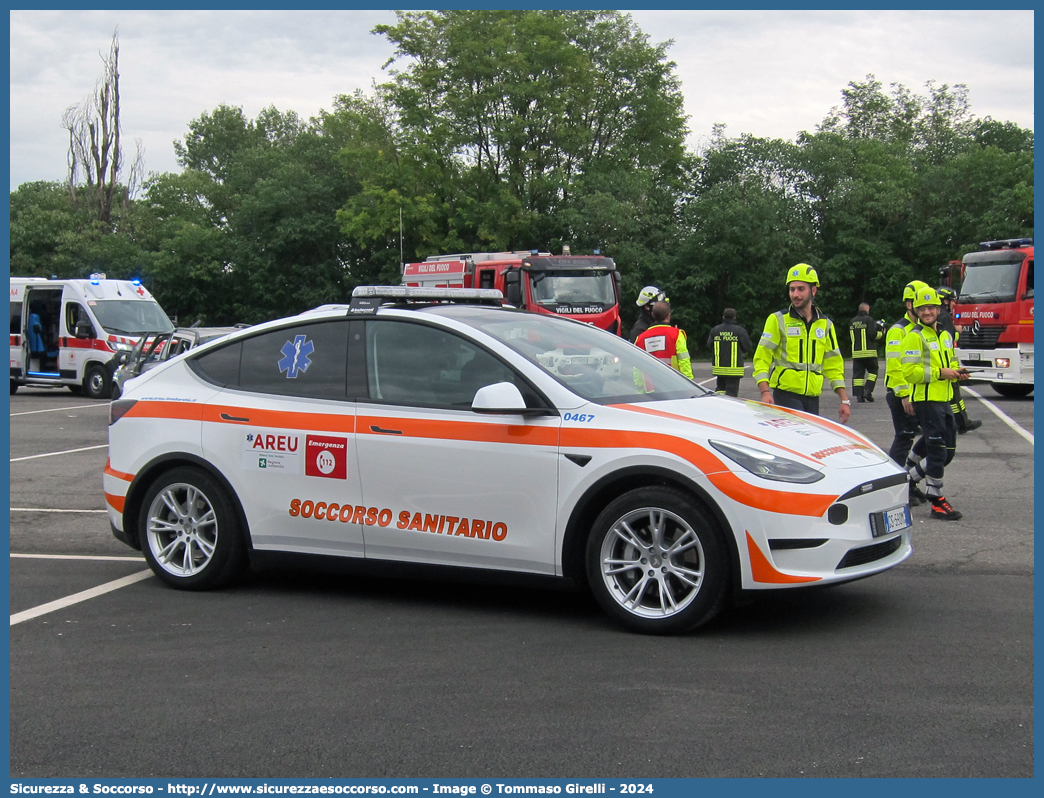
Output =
[
  {"x1": 90, "y1": 300, "x2": 174, "y2": 335},
  {"x1": 960, "y1": 260, "x2": 1025, "y2": 303},
  {"x1": 446, "y1": 308, "x2": 709, "y2": 404},
  {"x1": 528, "y1": 271, "x2": 616, "y2": 307}
]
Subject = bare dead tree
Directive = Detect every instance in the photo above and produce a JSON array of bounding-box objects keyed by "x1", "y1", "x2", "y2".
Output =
[{"x1": 61, "y1": 29, "x2": 145, "y2": 226}]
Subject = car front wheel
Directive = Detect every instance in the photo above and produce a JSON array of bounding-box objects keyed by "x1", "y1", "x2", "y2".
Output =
[
  {"x1": 83, "y1": 364, "x2": 109, "y2": 400},
  {"x1": 586, "y1": 487, "x2": 729, "y2": 635},
  {"x1": 991, "y1": 382, "x2": 1033, "y2": 398},
  {"x1": 139, "y1": 467, "x2": 246, "y2": 590}
]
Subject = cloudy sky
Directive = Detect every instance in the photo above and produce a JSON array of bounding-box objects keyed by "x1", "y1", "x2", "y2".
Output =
[{"x1": 8, "y1": 9, "x2": 1035, "y2": 192}]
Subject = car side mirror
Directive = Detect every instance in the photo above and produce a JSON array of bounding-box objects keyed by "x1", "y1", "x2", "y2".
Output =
[
  {"x1": 74, "y1": 321, "x2": 94, "y2": 339},
  {"x1": 503, "y1": 271, "x2": 522, "y2": 307},
  {"x1": 471, "y1": 382, "x2": 532, "y2": 414}
]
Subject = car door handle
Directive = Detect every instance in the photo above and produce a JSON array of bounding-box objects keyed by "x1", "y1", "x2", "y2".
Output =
[
  {"x1": 369, "y1": 425, "x2": 402, "y2": 435},
  {"x1": 220, "y1": 413, "x2": 250, "y2": 422}
]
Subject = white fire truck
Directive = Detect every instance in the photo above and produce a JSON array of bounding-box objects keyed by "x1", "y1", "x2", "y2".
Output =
[{"x1": 10, "y1": 274, "x2": 174, "y2": 399}]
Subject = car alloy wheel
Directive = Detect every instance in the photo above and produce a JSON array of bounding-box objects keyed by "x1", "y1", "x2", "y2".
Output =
[
  {"x1": 139, "y1": 467, "x2": 245, "y2": 589},
  {"x1": 587, "y1": 487, "x2": 728, "y2": 634}
]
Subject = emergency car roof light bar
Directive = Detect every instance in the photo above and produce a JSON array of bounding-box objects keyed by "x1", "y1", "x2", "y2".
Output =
[
  {"x1": 348, "y1": 285, "x2": 504, "y2": 315},
  {"x1": 979, "y1": 238, "x2": 1033, "y2": 250},
  {"x1": 90, "y1": 272, "x2": 106, "y2": 284}
]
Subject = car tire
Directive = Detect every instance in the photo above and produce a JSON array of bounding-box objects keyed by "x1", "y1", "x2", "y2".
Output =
[
  {"x1": 586, "y1": 486, "x2": 729, "y2": 635},
  {"x1": 83, "y1": 364, "x2": 110, "y2": 400},
  {"x1": 991, "y1": 382, "x2": 1033, "y2": 398},
  {"x1": 10, "y1": 380, "x2": 17, "y2": 395},
  {"x1": 139, "y1": 467, "x2": 247, "y2": 590}
]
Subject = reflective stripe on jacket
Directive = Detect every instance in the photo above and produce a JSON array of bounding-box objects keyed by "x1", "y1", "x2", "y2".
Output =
[
  {"x1": 706, "y1": 321, "x2": 751, "y2": 376},
  {"x1": 635, "y1": 324, "x2": 693, "y2": 379},
  {"x1": 752, "y1": 307, "x2": 845, "y2": 396},
  {"x1": 900, "y1": 323, "x2": 957, "y2": 403},
  {"x1": 849, "y1": 313, "x2": 881, "y2": 358},
  {"x1": 885, "y1": 315, "x2": 917, "y2": 397}
]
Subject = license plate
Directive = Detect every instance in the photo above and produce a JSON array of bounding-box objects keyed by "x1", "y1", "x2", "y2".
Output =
[
  {"x1": 871, "y1": 505, "x2": 911, "y2": 538},
  {"x1": 966, "y1": 352, "x2": 981, "y2": 361}
]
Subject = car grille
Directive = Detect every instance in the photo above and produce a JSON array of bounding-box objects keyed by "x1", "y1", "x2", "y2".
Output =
[
  {"x1": 836, "y1": 537, "x2": 903, "y2": 570},
  {"x1": 958, "y1": 326, "x2": 1003, "y2": 349}
]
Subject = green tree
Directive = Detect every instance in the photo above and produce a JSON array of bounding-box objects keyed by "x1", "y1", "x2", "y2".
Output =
[{"x1": 346, "y1": 9, "x2": 689, "y2": 263}]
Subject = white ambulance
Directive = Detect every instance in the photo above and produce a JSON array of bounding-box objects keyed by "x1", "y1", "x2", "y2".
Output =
[
  {"x1": 105, "y1": 286, "x2": 913, "y2": 635},
  {"x1": 10, "y1": 274, "x2": 174, "y2": 399}
]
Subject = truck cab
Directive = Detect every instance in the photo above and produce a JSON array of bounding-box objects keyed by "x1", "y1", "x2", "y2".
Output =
[
  {"x1": 948, "y1": 238, "x2": 1034, "y2": 397},
  {"x1": 403, "y1": 249, "x2": 623, "y2": 335}
]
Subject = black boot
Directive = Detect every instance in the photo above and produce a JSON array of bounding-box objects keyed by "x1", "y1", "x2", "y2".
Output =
[
  {"x1": 956, "y1": 407, "x2": 982, "y2": 434},
  {"x1": 908, "y1": 482, "x2": 927, "y2": 506},
  {"x1": 863, "y1": 391, "x2": 874, "y2": 403}
]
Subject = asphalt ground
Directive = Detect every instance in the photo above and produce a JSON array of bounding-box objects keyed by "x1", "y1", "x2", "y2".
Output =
[{"x1": 7, "y1": 365, "x2": 1035, "y2": 778}]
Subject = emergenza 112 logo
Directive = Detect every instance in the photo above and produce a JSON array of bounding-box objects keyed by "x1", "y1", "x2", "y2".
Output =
[{"x1": 305, "y1": 435, "x2": 348, "y2": 479}]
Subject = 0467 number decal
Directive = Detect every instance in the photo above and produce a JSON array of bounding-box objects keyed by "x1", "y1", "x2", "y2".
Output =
[{"x1": 563, "y1": 412, "x2": 595, "y2": 422}]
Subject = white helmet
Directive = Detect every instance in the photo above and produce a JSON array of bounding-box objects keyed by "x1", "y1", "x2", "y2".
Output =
[{"x1": 636, "y1": 285, "x2": 666, "y2": 307}]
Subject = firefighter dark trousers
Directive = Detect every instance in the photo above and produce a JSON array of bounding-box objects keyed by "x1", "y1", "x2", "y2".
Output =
[
  {"x1": 716, "y1": 375, "x2": 741, "y2": 397},
  {"x1": 886, "y1": 389, "x2": 924, "y2": 467},
  {"x1": 772, "y1": 387, "x2": 819, "y2": 416},
  {"x1": 852, "y1": 356, "x2": 879, "y2": 399},
  {"x1": 909, "y1": 401, "x2": 957, "y2": 499}
]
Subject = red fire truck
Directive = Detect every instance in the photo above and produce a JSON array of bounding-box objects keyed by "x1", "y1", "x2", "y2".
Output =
[
  {"x1": 402, "y1": 249, "x2": 623, "y2": 335},
  {"x1": 941, "y1": 238, "x2": 1034, "y2": 397}
]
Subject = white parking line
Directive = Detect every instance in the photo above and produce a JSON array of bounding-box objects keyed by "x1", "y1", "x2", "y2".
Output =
[
  {"x1": 10, "y1": 569, "x2": 153, "y2": 626},
  {"x1": 12, "y1": 553, "x2": 143, "y2": 561},
  {"x1": 10, "y1": 508, "x2": 108, "y2": 513},
  {"x1": 964, "y1": 386, "x2": 1034, "y2": 446},
  {"x1": 10, "y1": 403, "x2": 109, "y2": 416},
  {"x1": 10, "y1": 444, "x2": 108, "y2": 462}
]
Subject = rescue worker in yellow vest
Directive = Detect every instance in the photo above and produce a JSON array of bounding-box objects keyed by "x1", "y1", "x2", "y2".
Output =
[
  {"x1": 937, "y1": 286, "x2": 982, "y2": 434},
  {"x1": 849, "y1": 302, "x2": 883, "y2": 402},
  {"x1": 706, "y1": 308, "x2": 751, "y2": 397},
  {"x1": 901, "y1": 287, "x2": 971, "y2": 521},
  {"x1": 753, "y1": 264, "x2": 850, "y2": 423},
  {"x1": 635, "y1": 301, "x2": 693, "y2": 379},
  {"x1": 885, "y1": 280, "x2": 930, "y2": 504}
]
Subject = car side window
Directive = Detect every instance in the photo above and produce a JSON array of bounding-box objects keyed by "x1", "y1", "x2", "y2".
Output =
[
  {"x1": 193, "y1": 320, "x2": 350, "y2": 399},
  {"x1": 365, "y1": 320, "x2": 518, "y2": 407}
]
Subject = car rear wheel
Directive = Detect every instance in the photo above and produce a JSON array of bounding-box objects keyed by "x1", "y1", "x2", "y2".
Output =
[
  {"x1": 139, "y1": 467, "x2": 246, "y2": 590},
  {"x1": 586, "y1": 487, "x2": 729, "y2": 635},
  {"x1": 10, "y1": 380, "x2": 17, "y2": 395},
  {"x1": 83, "y1": 364, "x2": 109, "y2": 400}
]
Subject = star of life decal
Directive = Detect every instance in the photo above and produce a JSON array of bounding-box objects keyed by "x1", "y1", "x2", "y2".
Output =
[{"x1": 278, "y1": 335, "x2": 314, "y2": 378}]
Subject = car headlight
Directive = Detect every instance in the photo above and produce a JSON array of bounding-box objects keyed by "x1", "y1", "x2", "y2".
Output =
[
  {"x1": 111, "y1": 341, "x2": 134, "y2": 352},
  {"x1": 709, "y1": 440, "x2": 825, "y2": 484}
]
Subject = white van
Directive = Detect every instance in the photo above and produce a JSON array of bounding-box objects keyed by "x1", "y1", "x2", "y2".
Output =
[{"x1": 10, "y1": 274, "x2": 174, "y2": 399}]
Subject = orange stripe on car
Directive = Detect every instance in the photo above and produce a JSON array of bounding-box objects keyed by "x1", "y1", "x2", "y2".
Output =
[
  {"x1": 562, "y1": 428, "x2": 836, "y2": 517},
  {"x1": 103, "y1": 459, "x2": 134, "y2": 483},
  {"x1": 123, "y1": 403, "x2": 836, "y2": 517},
  {"x1": 757, "y1": 403, "x2": 869, "y2": 446},
  {"x1": 609, "y1": 403, "x2": 822, "y2": 465},
  {"x1": 357, "y1": 415, "x2": 559, "y2": 446},
  {"x1": 746, "y1": 531, "x2": 821, "y2": 584},
  {"x1": 124, "y1": 401, "x2": 205, "y2": 422},
  {"x1": 203, "y1": 405, "x2": 356, "y2": 433},
  {"x1": 104, "y1": 492, "x2": 126, "y2": 513}
]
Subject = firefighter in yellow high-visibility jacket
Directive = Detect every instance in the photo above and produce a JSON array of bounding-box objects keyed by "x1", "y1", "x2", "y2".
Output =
[
  {"x1": 753, "y1": 264, "x2": 851, "y2": 424},
  {"x1": 901, "y1": 286, "x2": 971, "y2": 521}
]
